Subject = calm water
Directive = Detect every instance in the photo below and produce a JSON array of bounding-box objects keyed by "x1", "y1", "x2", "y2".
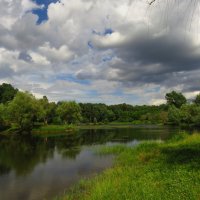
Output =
[{"x1": 0, "y1": 125, "x2": 179, "y2": 200}]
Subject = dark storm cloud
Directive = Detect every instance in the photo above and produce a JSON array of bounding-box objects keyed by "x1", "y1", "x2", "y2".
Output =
[
  {"x1": 118, "y1": 33, "x2": 199, "y2": 70},
  {"x1": 100, "y1": 30, "x2": 200, "y2": 92},
  {"x1": 173, "y1": 70, "x2": 200, "y2": 93},
  {"x1": 84, "y1": 0, "x2": 200, "y2": 95}
]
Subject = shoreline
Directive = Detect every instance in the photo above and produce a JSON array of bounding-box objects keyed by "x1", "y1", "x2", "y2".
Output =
[{"x1": 56, "y1": 133, "x2": 200, "y2": 200}]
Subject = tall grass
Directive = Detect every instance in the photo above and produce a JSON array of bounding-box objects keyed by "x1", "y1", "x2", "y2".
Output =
[{"x1": 57, "y1": 133, "x2": 200, "y2": 200}]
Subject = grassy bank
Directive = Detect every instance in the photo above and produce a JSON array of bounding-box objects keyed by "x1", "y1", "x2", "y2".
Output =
[
  {"x1": 1, "y1": 123, "x2": 164, "y2": 135},
  {"x1": 57, "y1": 133, "x2": 200, "y2": 200},
  {"x1": 31, "y1": 124, "x2": 131, "y2": 134},
  {"x1": 32, "y1": 123, "x2": 163, "y2": 132},
  {"x1": 32, "y1": 124, "x2": 77, "y2": 134}
]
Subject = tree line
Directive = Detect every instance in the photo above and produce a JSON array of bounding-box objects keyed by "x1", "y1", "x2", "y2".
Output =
[{"x1": 0, "y1": 83, "x2": 200, "y2": 133}]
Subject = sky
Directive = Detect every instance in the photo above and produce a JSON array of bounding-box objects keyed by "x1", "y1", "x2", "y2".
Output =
[{"x1": 0, "y1": 0, "x2": 200, "y2": 105}]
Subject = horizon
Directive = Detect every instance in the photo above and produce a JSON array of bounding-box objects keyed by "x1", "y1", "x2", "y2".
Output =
[{"x1": 1, "y1": 0, "x2": 200, "y2": 105}]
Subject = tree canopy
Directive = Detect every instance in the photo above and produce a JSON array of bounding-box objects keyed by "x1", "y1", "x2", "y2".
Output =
[
  {"x1": 56, "y1": 101, "x2": 82, "y2": 124},
  {"x1": 165, "y1": 91, "x2": 187, "y2": 108},
  {"x1": 7, "y1": 91, "x2": 39, "y2": 132},
  {"x1": 0, "y1": 83, "x2": 18, "y2": 104},
  {"x1": 194, "y1": 93, "x2": 200, "y2": 105}
]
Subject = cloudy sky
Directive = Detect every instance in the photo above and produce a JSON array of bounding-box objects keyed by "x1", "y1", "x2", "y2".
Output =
[{"x1": 0, "y1": 0, "x2": 200, "y2": 104}]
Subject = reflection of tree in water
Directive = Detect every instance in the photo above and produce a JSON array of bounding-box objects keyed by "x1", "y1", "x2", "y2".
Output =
[
  {"x1": 79, "y1": 127, "x2": 175, "y2": 144},
  {"x1": 0, "y1": 133, "x2": 85, "y2": 176},
  {"x1": 0, "y1": 135, "x2": 54, "y2": 176},
  {"x1": 55, "y1": 133, "x2": 83, "y2": 159},
  {"x1": 0, "y1": 127, "x2": 176, "y2": 176},
  {"x1": 80, "y1": 129, "x2": 116, "y2": 145},
  {"x1": 0, "y1": 130, "x2": 118, "y2": 176},
  {"x1": 0, "y1": 164, "x2": 10, "y2": 175}
]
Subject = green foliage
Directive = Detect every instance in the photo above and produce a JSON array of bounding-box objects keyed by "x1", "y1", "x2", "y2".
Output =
[
  {"x1": 79, "y1": 103, "x2": 115, "y2": 123},
  {"x1": 168, "y1": 104, "x2": 200, "y2": 127},
  {"x1": 37, "y1": 96, "x2": 56, "y2": 124},
  {"x1": 32, "y1": 124, "x2": 78, "y2": 135},
  {"x1": 56, "y1": 101, "x2": 82, "y2": 124},
  {"x1": 168, "y1": 105, "x2": 181, "y2": 125},
  {"x1": 159, "y1": 111, "x2": 168, "y2": 124},
  {"x1": 2, "y1": 84, "x2": 200, "y2": 132},
  {"x1": 164, "y1": 91, "x2": 200, "y2": 126},
  {"x1": 165, "y1": 91, "x2": 187, "y2": 108},
  {"x1": 0, "y1": 104, "x2": 7, "y2": 130},
  {"x1": 180, "y1": 104, "x2": 200, "y2": 126},
  {"x1": 60, "y1": 133, "x2": 200, "y2": 200},
  {"x1": 139, "y1": 111, "x2": 168, "y2": 124},
  {"x1": 0, "y1": 83, "x2": 18, "y2": 104},
  {"x1": 7, "y1": 91, "x2": 39, "y2": 132},
  {"x1": 194, "y1": 93, "x2": 200, "y2": 105},
  {"x1": 80, "y1": 103, "x2": 167, "y2": 124}
]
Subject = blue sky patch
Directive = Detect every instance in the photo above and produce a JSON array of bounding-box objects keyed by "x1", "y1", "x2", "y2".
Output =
[
  {"x1": 92, "y1": 28, "x2": 114, "y2": 36},
  {"x1": 102, "y1": 55, "x2": 114, "y2": 62},
  {"x1": 88, "y1": 41, "x2": 94, "y2": 49},
  {"x1": 32, "y1": 0, "x2": 59, "y2": 24},
  {"x1": 104, "y1": 28, "x2": 113, "y2": 35}
]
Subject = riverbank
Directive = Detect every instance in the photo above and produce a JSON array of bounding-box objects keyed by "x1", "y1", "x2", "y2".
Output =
[
  {"x1": 32, "y1": 123, "x2": 163, "y2": 133},
  {"x1": 32, "y1": 124, "x2": 166, "y2": 138},
  {"x1": 57, "y1": 133, "x2": 200, "y2": 200}
]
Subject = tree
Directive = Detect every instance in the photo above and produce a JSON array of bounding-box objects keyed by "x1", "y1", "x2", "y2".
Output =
[
  {"x1": 56, "y1": 101, "x2": 82, "y2": 124},
  {"x1": 194, "y1": 93, "x2": 200, "y2": 105},
  {"x1": 79, "y1": 103, "x2": 95, "y2": 123},
  {"x1": 38, "y1": 96, "x2": 49, "y2": 124},
  {"x1": 179, "y1": 104, "x2": 200, "y2": 126},
  {"x1": 7, "y1": 91, "x2": 39, "y2": 132},
  {"x1": 0, "y1": 83, "x2": 18, "y2": 104},
  {"x1": 168, "y1": 105, "x2": 181, "y2": 125},
  {"x1": 79, "y1": 103, "x2": 112, "y2": 123},
  {"x1": 179, "y1": 104, "x2": 193, "y2": 126},
  {"x1": 165, "y1": 91, "x2": 187, "y2": 108},
  {"x1": 37, "y1": 96, "x2": 56, "y2": 124},
  {"x1": 0, "y1": 104, "x2": 7, "y2": 130},
  {"x1": 159, "y1": 111, "x2": 168, "y2": 124}
]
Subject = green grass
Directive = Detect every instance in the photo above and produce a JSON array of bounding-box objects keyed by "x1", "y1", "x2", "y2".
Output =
[
  {"x1": 77, "y1": 124, "x2": 134, "y2": 130},
  {"x1": 57, "y1": 133, "x2": 200, "y2": 200},
  {"x1": 32, "y1": 124, "x2": 77, "y2": 134},
  {"x1": 1, "y1": 124, "x2": 77, "y2": 135},
  {"x1": 32, "y1": 123, "x2": 140, "y2": 133},
  {"x1": 77, "y1": 123, "x2": 163, "y2": 130}
]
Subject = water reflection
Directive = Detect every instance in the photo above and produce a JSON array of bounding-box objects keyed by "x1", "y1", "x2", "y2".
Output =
[{"x1": 0, "y1": 126, "x2": 178, "y2": 200}]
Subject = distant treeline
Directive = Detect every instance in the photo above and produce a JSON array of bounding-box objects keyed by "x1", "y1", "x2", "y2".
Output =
[
  {"x1": 80, "y1": 103, "x2": 168, "y2": 124},
  {"x1": 0, "y1": 83, "x2": 200, "y2": 133}
]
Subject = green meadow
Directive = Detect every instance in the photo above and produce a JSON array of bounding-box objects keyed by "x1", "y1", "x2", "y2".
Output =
[{"x1": 58, "y1": 133, "x2": 200, "y2": 200}]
